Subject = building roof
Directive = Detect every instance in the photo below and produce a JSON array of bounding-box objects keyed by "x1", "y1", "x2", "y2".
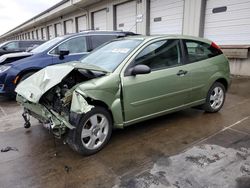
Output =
[{"x1": 0, "y1": 0, "x2": 102, "y2": 39}]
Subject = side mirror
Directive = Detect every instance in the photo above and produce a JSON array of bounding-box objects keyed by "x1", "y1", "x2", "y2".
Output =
[
  {"x1": 59, "y1": 50, "x2": 70, "y2": 60},
  {"x1": 2, "y1": 47, "x2": 7, "y2": 51},
  {"x1": 131, "y1": 64, "x2": 151, "y2": 76}
]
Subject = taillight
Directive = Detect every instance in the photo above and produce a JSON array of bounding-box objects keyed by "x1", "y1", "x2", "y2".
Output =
[{"x1": 211, "y1": 42, "x2": 221, "y2": 51}]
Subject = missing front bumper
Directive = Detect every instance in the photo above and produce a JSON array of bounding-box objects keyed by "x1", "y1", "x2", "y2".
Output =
[{"x1": 17, "y1": 95, "x2": 75, "y2": 136}]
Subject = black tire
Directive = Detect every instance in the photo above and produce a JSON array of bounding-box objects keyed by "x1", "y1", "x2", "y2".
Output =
[
  {"x1": 202, "y1": 82, "x2": 226, "y2": 113},
  {"x1": 67, "y1": 106, "x2": 112, "y2": 156}
]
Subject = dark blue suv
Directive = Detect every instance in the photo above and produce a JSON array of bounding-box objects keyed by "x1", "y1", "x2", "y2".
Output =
[{"x1": 0, "y1": 31, "x2": 136, "y2": 96}]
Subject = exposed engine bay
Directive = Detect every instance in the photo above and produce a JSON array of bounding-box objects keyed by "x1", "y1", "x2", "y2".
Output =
[
  {"x1": 15, "y1": 63, "x2": 110, "y2": 138},
  {"x1": 39, "y1": 69, "x2": 104, "y2": 116}
]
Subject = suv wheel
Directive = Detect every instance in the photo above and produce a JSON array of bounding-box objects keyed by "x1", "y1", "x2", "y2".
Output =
[
  {"x1": 203, "y1": 82, "x2": 226, "y2": 113},
  {"x1": 67, "y1": 106, "x2": 112, "y2": 156}
]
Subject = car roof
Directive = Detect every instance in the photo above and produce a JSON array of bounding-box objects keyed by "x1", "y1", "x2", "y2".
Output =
[
  {"x1": 4, "y1": 40, "x2": 45, "y2": 42},
  {"x1": 5, "y1": 31, "x2": 137, "y2": 45},
  {"x1": 63, "y1": 30, "x2": 138, "y2": 38},
  {"x1": 124, "y1": 35, "x2": 212, "y2": 44}
]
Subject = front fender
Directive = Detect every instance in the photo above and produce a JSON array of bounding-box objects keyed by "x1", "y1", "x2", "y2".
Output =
[
  {"x1": 73, "y1": 87, "x2": 124, "y2": 128},
  {"x1": 3, "y1": 67, "x2": 21, "y2": 93}
]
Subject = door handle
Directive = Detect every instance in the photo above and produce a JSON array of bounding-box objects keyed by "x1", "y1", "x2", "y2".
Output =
[{"x1": 177, "y1": 70, "x2": 188, "y2": 76}]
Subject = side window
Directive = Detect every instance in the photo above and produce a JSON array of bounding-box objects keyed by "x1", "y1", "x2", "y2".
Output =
[
  {"x1": 133, "y1": 40, "x2": 181, "y2": 71},
  {"x1": 51, "y1": 36, "x2": 87, "y2": 54},
  {"x1": 4, "y1": 42, "x2": 19, "y2": 50},
  {"x1": 185, "y1": 40, "x2": 221, "y2": 63},
  {"x1": 20, "y1": 41, "x2": 41, "y2": 51},
  {"x1": 19, "y1": 41, "x2": 32, "y2": 50},
  {"x1": 91, "y1": 35, "x2": 117, "y2": 50}
]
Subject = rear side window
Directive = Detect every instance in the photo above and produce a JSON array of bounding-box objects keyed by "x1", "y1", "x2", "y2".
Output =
[
  {"x1": 90, "y1": 35, "x2": 117, "y2": 50},
  {"x1": 184, "y1": 40, "x2": 222, "y2": 63}
]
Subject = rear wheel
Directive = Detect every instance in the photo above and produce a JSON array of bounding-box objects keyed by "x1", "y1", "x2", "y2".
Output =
[
  {"x1": 67, "y1": 106, "x2": 112, "y2": 156},
  {"x1": 202, "y1": 82, "x2": 226, "y2": 113}
]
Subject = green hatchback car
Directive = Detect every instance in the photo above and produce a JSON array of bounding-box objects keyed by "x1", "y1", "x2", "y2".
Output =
[{"x1": 16, "y1": 35, "x2": 230, "y2": 155}]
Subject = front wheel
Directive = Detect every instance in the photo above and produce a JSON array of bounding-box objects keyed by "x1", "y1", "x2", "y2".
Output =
[
  {"x1": 202, "y1": 82, "x2": 226, "y2": 113},
  {"x1": 67, "y1": 106, "x2": 112, "y2": 156},
  {"x1": 19, "y1": 72, "x2": 35, "y2": 83}
]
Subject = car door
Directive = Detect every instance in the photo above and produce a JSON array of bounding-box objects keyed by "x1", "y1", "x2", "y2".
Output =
[
  {"x1": 50, "y1": 36, "x2": 89, "y2": 64},
  {"x1": 121, "y1": 39, "x2": 192, "y2": 123},
  {"x1": 183, "y1": 40, "x2": 222, "y2": 102}
]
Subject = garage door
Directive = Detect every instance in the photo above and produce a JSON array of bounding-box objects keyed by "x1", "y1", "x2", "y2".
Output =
[
  {"x1": 47, "y1": 25, "x2": 54, "y2": 39},
  {"x1": 76, "y1": 16, "x2": 87, "y2": 32},
  {"x1": 150, "y1": 0, "x2": 184, "y2": 34},
  {"x1": 64, "y1": 19, "x2": 74, "y2": 34},
  {"x1": 92, "y1": 9, "x2": 107, "y2": 30},
  {"x1": 115, "y1": 1, "x2": 137, "y2": 32},
  {"x1": 37, "y1": 29, "x2": 42, "y2": 40},
  {"x1": 55, "y1": 23, "x2": 62, "y2": 37},
  {"x1": 41, "y1": 28, "x2": 46, "y2": 40},
  {"x1": 204, "y1": 0, "x2": 250, "y2": 45},
  {"x1": 31, "y1": 31, "x2": 34, "y2": 39}
]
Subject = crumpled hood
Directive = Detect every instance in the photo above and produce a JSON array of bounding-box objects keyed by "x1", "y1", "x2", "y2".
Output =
[{"x1": 15, "y1": 61, "x2": 109, "y2": 103}]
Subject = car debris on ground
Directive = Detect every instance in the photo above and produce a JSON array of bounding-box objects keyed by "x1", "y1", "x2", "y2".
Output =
[{"x1": 1, "y1": 146, "x2": 18, "y2": 152}]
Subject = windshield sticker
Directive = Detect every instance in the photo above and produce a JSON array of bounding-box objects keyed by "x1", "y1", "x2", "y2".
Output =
[{"x1": 111, "y1": 48, "x2": 130, "y2": 54}]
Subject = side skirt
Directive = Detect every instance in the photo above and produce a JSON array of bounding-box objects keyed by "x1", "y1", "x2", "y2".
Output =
[{"x1": 123, "y1": 99, "x2": 206, "y2": 127}]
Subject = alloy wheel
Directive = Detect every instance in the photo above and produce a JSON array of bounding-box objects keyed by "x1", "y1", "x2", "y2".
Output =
[
  {"x1": 81, "y1": 114, "x2": 109, "y2": 150},
  {"x1": 209, "y1": 86, "x2": 224, "y2": 110}
]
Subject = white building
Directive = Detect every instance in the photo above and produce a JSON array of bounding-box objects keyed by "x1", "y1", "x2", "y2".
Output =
[{"x1": 0, "y1": 0, "x2": 250, "y2": 75}]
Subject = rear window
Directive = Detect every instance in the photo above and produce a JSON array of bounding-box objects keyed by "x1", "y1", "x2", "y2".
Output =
[{"x1": 184, "y1": 40, "x2": 222, "y2": 63}]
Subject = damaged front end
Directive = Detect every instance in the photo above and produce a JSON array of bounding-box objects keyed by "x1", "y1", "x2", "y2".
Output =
[
  {"x1": 15, "y1": 62, "x2": 108, "y2": 138},
  {"x1": 17, "y1": 95, "x2": 77, "y2": 137}
]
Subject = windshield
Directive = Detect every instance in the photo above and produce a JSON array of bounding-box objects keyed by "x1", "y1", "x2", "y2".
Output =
[
  {"x1": 80, "y1": 39, "x2": 143, "y2": 72},
  {"x1": 31, "y1": 36, "x2": 64, "y2": 53}
]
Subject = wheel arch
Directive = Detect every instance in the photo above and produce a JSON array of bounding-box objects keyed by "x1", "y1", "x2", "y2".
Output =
[
  {"x1": 16, "y1": 68, "x2": 40, "y2": 84},
  {"x1": 214, "y1": 78, "x2": 229, "y2": 91},
  {"x1": 207, "y1": 71, "x2": 230, "y2": 92},
  {"x1": 86, "y1": 98, "x2": 114, "y2": 125},
  {"x1": 80, "y1": 88, "x2": 124, "y2": 129}
]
